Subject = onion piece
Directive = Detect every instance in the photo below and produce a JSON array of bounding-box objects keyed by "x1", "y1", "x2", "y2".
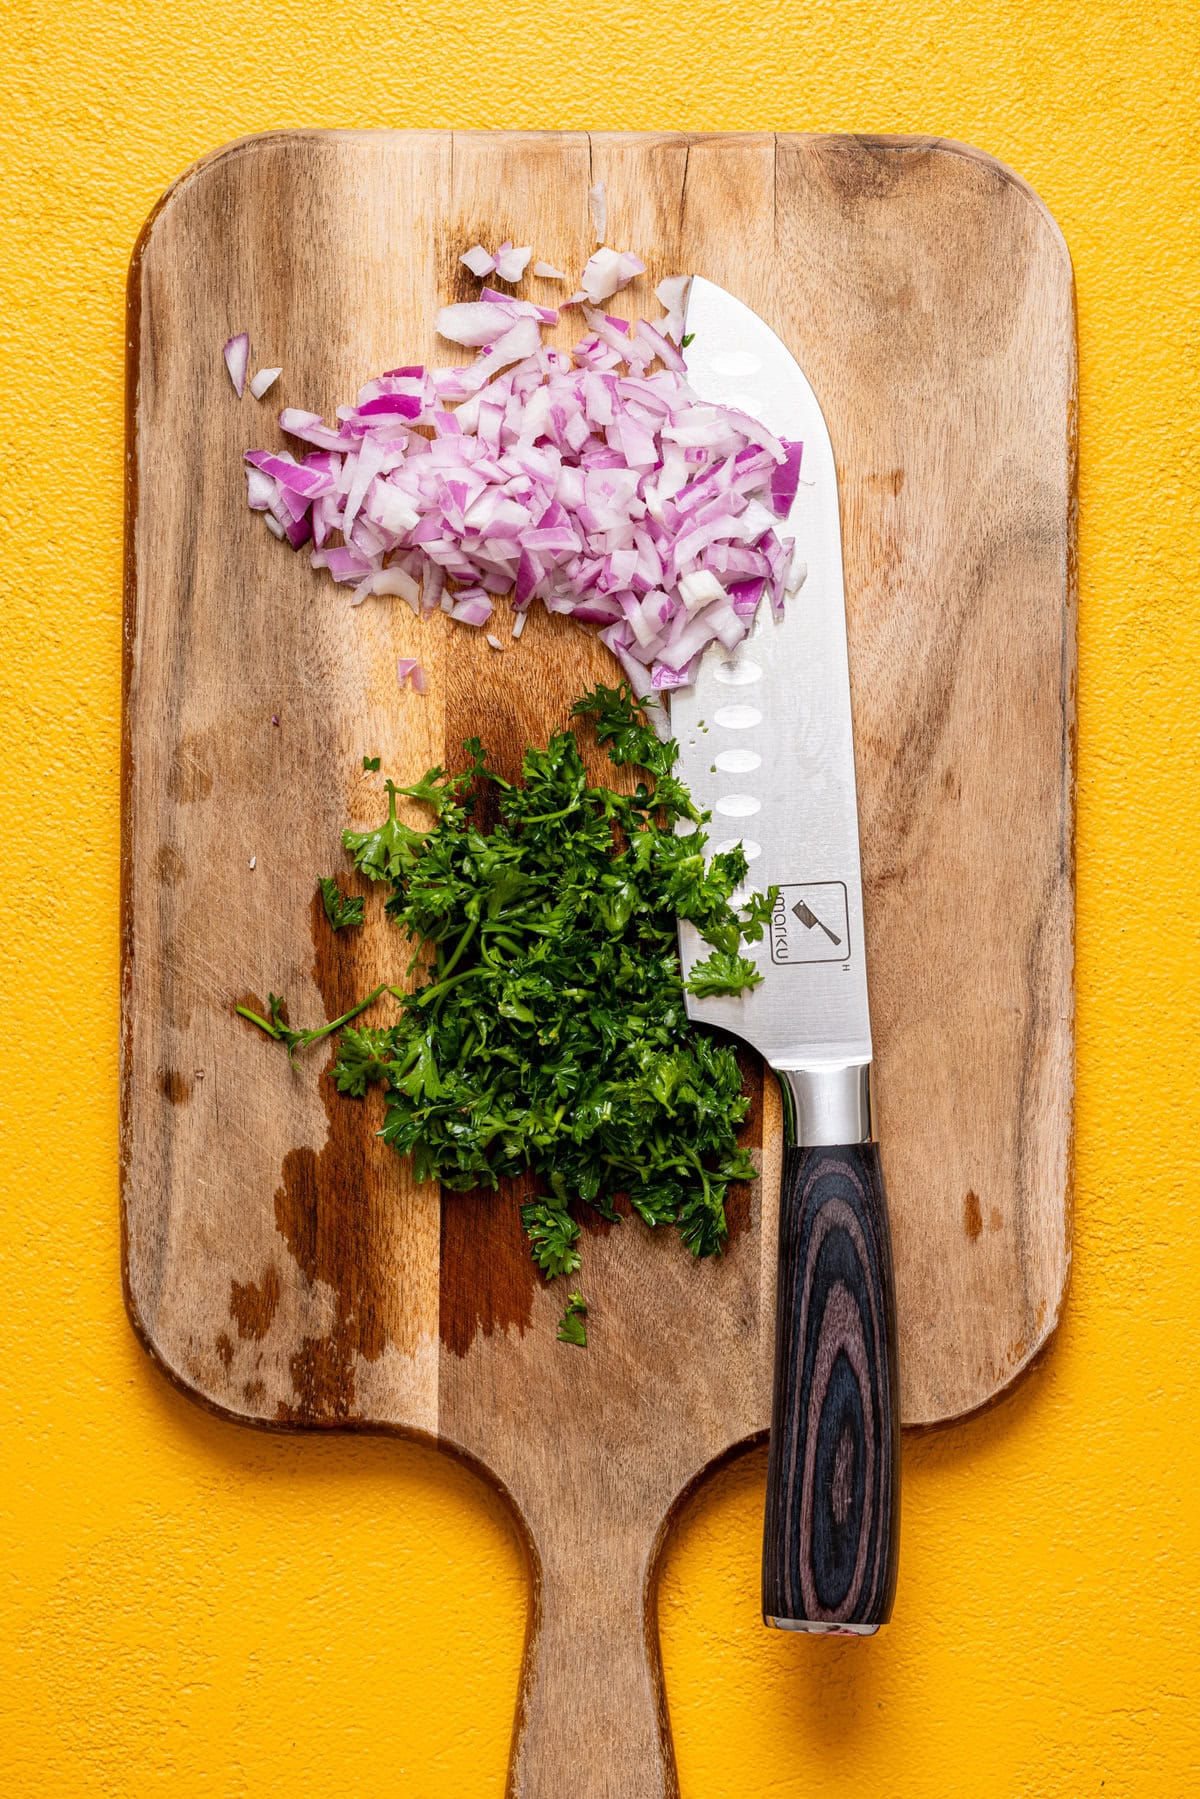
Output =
[
  {"x1": 249, "y1": 366, "x2": 281, "y2": 400},
  {"x1": 372, "y1": 565, "x2": 422, "y2": 607},
  {"x1": 223, "y1": 332, "x2": 249, "y2": 397},
  {"x1": 244, "y1": 450, "x2": 335, "y2": 500},
  {"x1": 533, "y1": 260, "x2": 567, "y2": 280},
  {"x1": 436, "y1": 301, "x2": 524, "y2": 347},
  {"x1": 770, "y1": 440, "x2": 804, "y2": 517},
  {"x1": 655, "y1": 274, "x2": 692, "y2": 345},
  {"x1": 449, "y1": 590, "x2": 494, "y2": 626},
  {"x1": 494, "y1": 243, "x2": 533, "y2": 283},
  {"x1": 580, "y1": 248, "x2": 647, "y2": 304},
  {"x1": 479, "y1": 287, "x2": 559, "y2": 326},
  {"x1": 678, "y1": 569, "x2": 727, "y2": 614},
  {"x1": 246, "y1": 466, "x2": 275, "y2": 510},
  {"x1": 461, "y1": 244, "x2": 496, "y2": 277}
]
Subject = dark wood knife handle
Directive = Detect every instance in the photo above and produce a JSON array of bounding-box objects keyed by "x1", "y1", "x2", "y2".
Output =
[{"x1": 763, "y1": 1141, "x2": 900, "y2": 1632}]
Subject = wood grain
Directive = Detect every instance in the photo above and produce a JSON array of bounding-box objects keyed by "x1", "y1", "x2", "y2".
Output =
[
  {"x1": 123, "y1": 130, "x2": 1075, "y2": 1795},
  {"x1": 762, "y1": 1143, "x2": 900, "y2": 1632}
]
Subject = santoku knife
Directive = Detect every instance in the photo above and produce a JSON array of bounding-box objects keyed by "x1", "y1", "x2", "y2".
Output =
[{"x1": 671, "y1": 277, "x2": 901, "y2": 1634}]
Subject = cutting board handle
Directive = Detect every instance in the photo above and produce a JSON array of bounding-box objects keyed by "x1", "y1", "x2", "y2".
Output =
[
  {"x1": 762, "y1": 1141, "x2": 901, "y2": 1632},
  {"x1": 509, "y1": 1528, "x2": 675, "y2": 1798}
]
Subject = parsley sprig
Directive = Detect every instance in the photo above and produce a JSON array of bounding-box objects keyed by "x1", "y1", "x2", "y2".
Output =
[
  {"x1": 318, "y1": 877, "x2": 364, "y2": 932},
  {"x1": 235, "y1": 985, "x2": 391, "y2": 1067},
  {"x1": 557, "y1": 1291, "x2": 589, "y2": 1347}
]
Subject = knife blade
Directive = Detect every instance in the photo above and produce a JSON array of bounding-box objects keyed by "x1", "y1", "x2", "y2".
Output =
[{"x1": 671, "y1": 277, "x2": 900, "y2": 1634}]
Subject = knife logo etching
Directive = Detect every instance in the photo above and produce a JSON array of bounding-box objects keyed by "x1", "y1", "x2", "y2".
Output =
[
  {"x1": 771, "y1": 883, "x2": 851, "y2": 966},
  {"x1": 791, "y1": 898, "x2": 841, "y2": 946}
]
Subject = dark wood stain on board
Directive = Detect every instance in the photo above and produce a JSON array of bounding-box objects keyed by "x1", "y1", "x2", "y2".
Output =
[
  {"x1": 153, "y1": 843, "x2": 185, "y2": 884},
  {"x1": 229, "y1": 1263, "x2": 280, "y2": 1339},
  {"x1": 271, "y1": 887, "x2": 404, "y2": 1420},
  {"x1": 158, "y1": 1068, "x2": 190, "y2": 1104},
  {"x1": 438, "y1": 1175, "x2": 540, "y2": 1358}
]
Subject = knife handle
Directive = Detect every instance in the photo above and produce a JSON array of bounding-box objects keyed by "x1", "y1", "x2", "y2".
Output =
[{"x1": 762, "y1": 1140, "x2": 900, "y2": 1632}]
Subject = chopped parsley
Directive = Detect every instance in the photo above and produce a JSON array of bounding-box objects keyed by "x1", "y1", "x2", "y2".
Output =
[
  {"x1": 238, "y1": 683, "x2": 775, "y2": 1332},
  {"x1": 362, "y1": 754, "x2": 381, "y2": 771}
]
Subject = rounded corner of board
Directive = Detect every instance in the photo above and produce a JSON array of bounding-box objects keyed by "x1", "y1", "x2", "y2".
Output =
[
  {"x1": 927, "y1": 137, "x2": 1076, "y2": 280},
  {"x1": 908, "y1": 1268, "x2": 1071, "y2": 1429},
  {"x1": 120, "y1": 1223, "x2": 284, "y2": 1432},
  {"x1": 120, "y1": 1246, "x2": 277, "y2": 1433},
  {"x1": 127, "y1": 131, "x2": 320, "y2": 280}
]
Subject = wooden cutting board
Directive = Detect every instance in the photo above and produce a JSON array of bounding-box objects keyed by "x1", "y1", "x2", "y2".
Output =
[{"x1": 122, "y1": 130, "x2": 1075, "y2": 1796}]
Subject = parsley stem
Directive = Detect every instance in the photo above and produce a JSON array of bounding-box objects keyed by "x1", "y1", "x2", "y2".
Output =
[
  {"x1": 235, "y1": 983, "x2": 390, "y2": 1052},
  {"x1": 520, "y1": 795, "x2": 585, "y2": 824},
  {"x1": 307, "y1": 983, "x2": 391, "y2": 1042},
  {"x1": 415, "y1": 967, "x2": 479, "y2": 1008},
  {"x1": 436, "y1": 920, "x2": 477, "y2": 983},
  {"x1": 234, "y1": 1002, "x2": 281, "y2": 1037}
]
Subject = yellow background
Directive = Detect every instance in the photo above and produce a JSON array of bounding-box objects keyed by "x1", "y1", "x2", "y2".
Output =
[{"x1": 3, "y1": 0, "x2": 1198, "y2": 1792}]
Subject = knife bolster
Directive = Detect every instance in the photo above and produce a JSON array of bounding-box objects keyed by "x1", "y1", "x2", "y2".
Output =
[{"x1": 777, "y1": 1062, "x2": 874, "y2": 1147}]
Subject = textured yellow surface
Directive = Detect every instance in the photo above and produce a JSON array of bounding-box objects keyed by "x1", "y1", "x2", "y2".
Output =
[{"x1": 2, "y1": 1, "x2": 1198, "y2": 1793}]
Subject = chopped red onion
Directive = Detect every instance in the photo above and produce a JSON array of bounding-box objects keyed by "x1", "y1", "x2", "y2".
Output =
[
  {"x1": 223, "y1": 332, "x2": 249, "y2": 397},
  {"x1": 533, "y1": 260, "x2": 567, "y2": 280},
  {"x1": 249, "y1": 366, "x2": 281, "y2": 400},
  {"x1": 243, "y1": 268, "x2": 802, "y2": 694}
]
